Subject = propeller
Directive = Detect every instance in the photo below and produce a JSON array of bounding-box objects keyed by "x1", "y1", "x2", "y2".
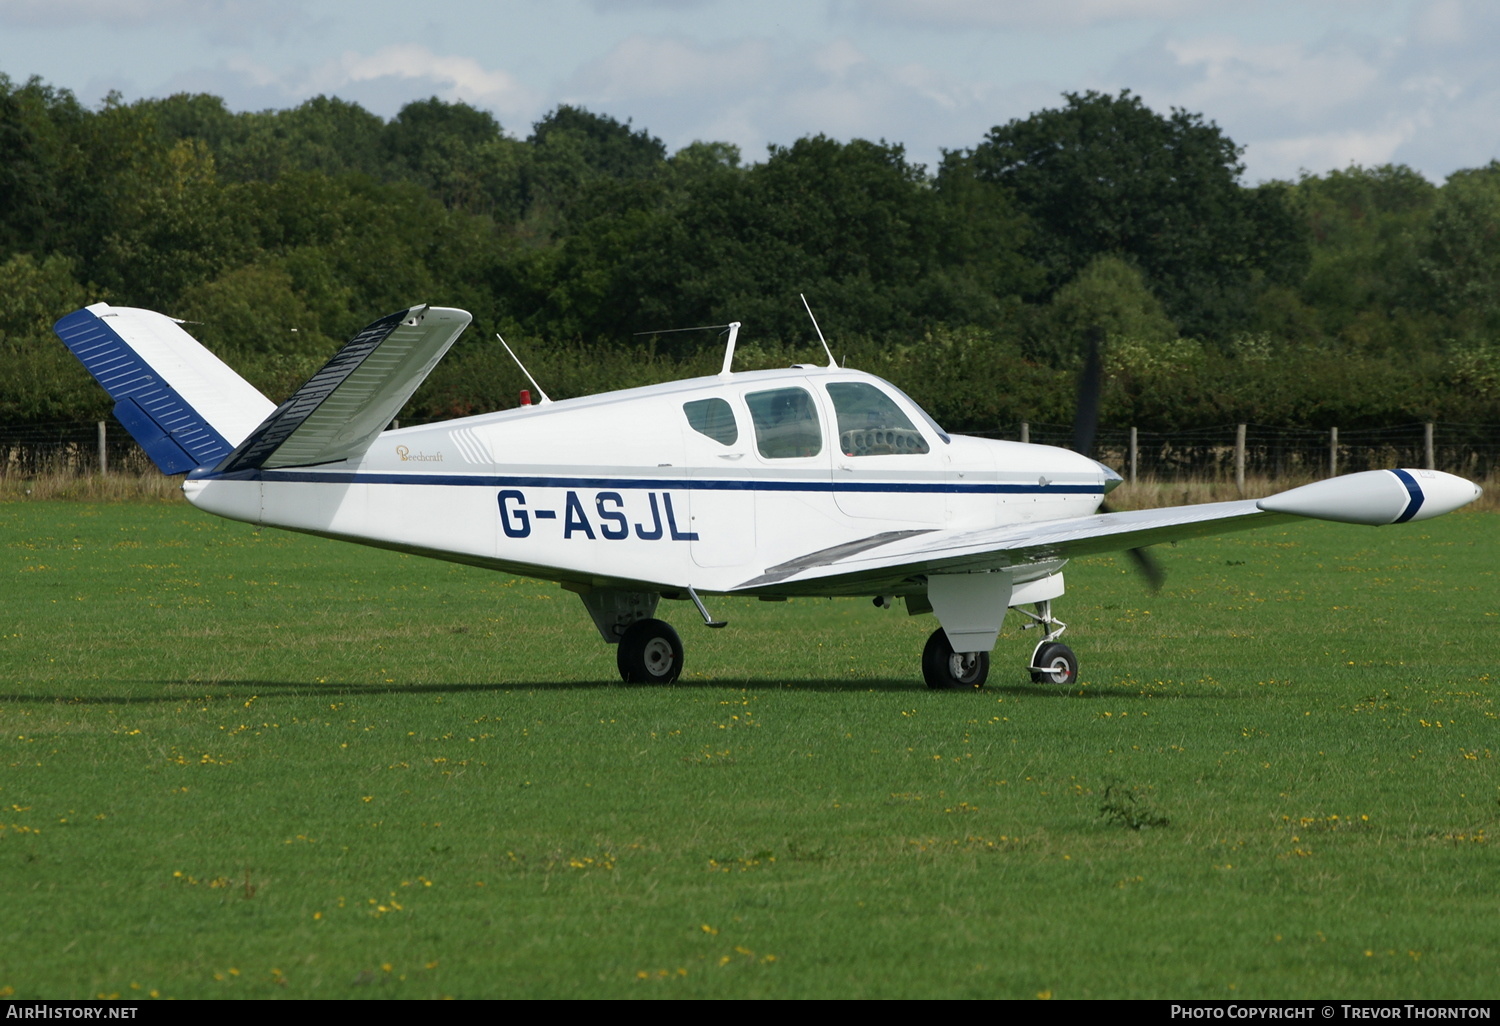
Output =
[{"x1": 1072, "y1": 325, "x2": 1165, "y2": 593}]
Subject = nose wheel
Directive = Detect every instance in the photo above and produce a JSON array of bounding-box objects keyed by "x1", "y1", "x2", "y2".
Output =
[
  {"x1": 1029, "y1": 642, "x2": 1078, "y2": 684},
  {"x1": 1017, "y1": 598, "x2": 1077, "y2": 684}
]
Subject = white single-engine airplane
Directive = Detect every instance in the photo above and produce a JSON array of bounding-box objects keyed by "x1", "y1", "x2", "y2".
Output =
[{"x1": 54, "y1": 302, "x2": 1481, "y2": 688}]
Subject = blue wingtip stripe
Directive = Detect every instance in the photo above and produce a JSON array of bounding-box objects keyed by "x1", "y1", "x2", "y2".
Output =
[{"x1": 1390, "y1": 469, "x2": 1425, "y2": 523}]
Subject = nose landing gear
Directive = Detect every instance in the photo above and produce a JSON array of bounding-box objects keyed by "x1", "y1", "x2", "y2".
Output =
[{"x1": 1019, "y1": 599, "x2": 1077, "y2": 684}]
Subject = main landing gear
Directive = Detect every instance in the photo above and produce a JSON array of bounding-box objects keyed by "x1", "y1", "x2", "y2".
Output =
[
  {"x1": 922, "y1": 598, "x2": 1078, "y2": 689},
  {"x1": 922, "y1": 628, "x2": 990, "y2": 689},
  {"x1": 617, "y1": 618, "x2": 684, "y2": 684}
]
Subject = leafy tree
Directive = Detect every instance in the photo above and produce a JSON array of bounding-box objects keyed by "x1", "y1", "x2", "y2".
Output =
[
  {"x1": 961, "y1": 90, "x2": 1306, "y2": 338},
  {"x1": 1293, "y1": 164, "x2": 1437, "y2": 349},
  {"x1": 384, "y1": 97, "x2": 501, "y2": 166},
  {"x1": 0, "y1": 252, "x2": 103, "y2": 421},
  {"x1": 1417, "y1": 162, "x2": 1500, "y2": 342},
  {"x1": 522, "y1": 105, "x2": 667, "y2": 228},
  {"x1": 0, "y1": 74, "x2": 87, "y2": 257},
  {"x1": 1037, "y1": 254, "x2": 1178, "y2": 368}
]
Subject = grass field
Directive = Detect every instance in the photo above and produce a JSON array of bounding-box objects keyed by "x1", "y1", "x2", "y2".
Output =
[{"x1": 0, "y1": 499, "x2": 1495, "y2": 999}]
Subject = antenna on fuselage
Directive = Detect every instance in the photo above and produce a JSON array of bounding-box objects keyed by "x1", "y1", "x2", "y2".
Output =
[
  {"x1": 719, "y1": 321, "x2": 740, "y2": 378},
  {"x1": 495, "y1": 333, "x2": 552, "y2": 404},
  {"x1": 800, "y1": 293, "x2": 838, "y2": 369},
  {"x1": 633, "y1": 322, "x2": 741, "y2": 378}
]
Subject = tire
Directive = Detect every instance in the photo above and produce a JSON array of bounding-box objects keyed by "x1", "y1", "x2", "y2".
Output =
[
  {"x1": 921, "y1": 628, "x2": 989, "y2": 690},
  {"x1": 1030, "y1": 642, "x2": 1078, "y2": 684},
  {"x1": 617, "y1": 618, "x2": 684, "y2": 683}
]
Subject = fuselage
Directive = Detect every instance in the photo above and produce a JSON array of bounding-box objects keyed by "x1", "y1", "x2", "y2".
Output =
[{"x1": 183, "y1": 365, "x2": 1117, "y2": 595}]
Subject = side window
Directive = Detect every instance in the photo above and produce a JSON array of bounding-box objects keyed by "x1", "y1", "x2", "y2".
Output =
[
  {"x1": 746, "y1": 387, "x2": 822, "y2": 459},
  {"x1": 683, "y1": 397, "x2": 738, "y2": 446},
  {"x1": 826, "y1": 382, "x2": 930, "y2": 457}
]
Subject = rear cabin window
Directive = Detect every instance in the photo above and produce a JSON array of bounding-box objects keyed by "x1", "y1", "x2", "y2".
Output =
[
  {"x1": 826, "y1": 382, "x2": 930, "y2": 457},
  {"x1": 746, "y1": 387, "x2": 822, "y2": 459},
  {"x1": 683, "y1": 397, "x2": 738, "y2": 446}
]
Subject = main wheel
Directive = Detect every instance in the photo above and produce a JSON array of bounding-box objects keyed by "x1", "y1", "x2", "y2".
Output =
[
  {"x1": 617, "y1": 618, "x2": 684, "y2": 683},
  {"x1": 1030, "y1": 642, "x2": 1078, "y2": 684},
  {"x1": 921, "y1": 628, "x2": 989, "y2": 690}
]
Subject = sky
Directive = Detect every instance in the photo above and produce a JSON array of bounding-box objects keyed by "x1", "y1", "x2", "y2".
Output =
[{"x1": 1, "y1": 0, "x2": 1497, "y2": 184}]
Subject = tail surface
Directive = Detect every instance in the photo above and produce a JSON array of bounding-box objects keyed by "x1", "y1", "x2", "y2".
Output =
[
  {"x1": 54, "y1": 303, "x2": 276, "y2": 474},
  {"x1": 213, "y1": 305, "x2": 471, "y2": 473}
]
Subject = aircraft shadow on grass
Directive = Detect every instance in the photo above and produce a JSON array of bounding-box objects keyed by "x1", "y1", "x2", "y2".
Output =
[{"x1": 0, "y1": 676, "x2": 1191, "y2": 705}]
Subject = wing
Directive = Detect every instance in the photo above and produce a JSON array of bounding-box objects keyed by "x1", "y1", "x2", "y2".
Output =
[
  {"x1": 732, "y1": 467, "x2": 1482, "y2": 596},
  {"x1": 216, "y1": 306, "x2": 471, "y2": 473},
  {"x1": 733, "y1": 499, "x2": 1286, "y2": 594}
]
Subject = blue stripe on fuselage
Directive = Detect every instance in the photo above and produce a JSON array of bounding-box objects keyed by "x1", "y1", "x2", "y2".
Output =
[{"x1": 188, "y1": 468, "x2": 1104, "y2": 496}]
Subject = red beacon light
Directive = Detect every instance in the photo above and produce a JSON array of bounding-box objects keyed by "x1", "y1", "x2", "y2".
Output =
[{"x1": 519, "y1": 389, "x2": 531, "y2": 407}]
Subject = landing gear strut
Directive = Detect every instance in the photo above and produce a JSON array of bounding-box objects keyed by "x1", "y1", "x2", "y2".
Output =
[
  {"x1": 921, "y1": 628, "x2": 989, "y2": 690},
  {"x1": 1019, "y1": 599, "x2": 1077, "y2": 684}
]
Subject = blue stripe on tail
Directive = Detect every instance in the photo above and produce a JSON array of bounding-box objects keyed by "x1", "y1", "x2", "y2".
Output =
[{"x1": 54, "y1": 308, "x2": 235, "y2": 474}]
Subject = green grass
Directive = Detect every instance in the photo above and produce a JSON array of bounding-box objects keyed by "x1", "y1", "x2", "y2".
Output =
[{"x1": 1, "y1": 502, "x2": 1496, "y2": 999}]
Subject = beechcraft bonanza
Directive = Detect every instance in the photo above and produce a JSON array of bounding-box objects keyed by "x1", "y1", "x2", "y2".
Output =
[{"x1": 54, "y1": 302, "x2": 1482, "y2": 689}]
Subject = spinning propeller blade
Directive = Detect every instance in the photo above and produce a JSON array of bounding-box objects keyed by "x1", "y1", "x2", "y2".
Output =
[
  {"x1": 1071, "y1": 325, "x2": 1164, "y2": 593},
  {"x1": 1072, "y1": 325, "x2": 1104, "y2": 456}
]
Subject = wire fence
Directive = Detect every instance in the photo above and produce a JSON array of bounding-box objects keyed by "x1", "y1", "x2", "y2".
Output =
[
  {"x1": 3, "y1": 419, "x2": 1498, "y2": 481},
  {"x1": 967, "y1": 421, "x2": 1500, "y2": 480},
  {"x1": 0, "y1": 420, "x2": 158, "y2": 477}
]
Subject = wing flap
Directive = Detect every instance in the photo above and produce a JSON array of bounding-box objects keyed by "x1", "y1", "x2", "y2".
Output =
[{"x1": 216, "y1": 305, "x2": 471, "y2": 473}]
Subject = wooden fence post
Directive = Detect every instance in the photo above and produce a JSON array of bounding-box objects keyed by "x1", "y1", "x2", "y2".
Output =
[
  {"x1": 97, "y1": 421, "x2": 107, "y2": 477},
  {"x1": 1129, "y1": 426, "x2": 1138, "y2": 485},
  {"x1": 1330, "y1": 427, "x2": 1338, "y2": 478},
  {"x1": 1425, "y1": 422, "x2": 1435, "y2": 471},
  {"x1": 1235, "y1": 424, "x2": 1246, "y2": 495},
  {"x1": 1020, "y1": 421, "x2": 1029, "y2": 445}
]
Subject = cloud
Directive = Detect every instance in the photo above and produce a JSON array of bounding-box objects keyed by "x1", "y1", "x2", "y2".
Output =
[
  {"x1": 331, "y1": 45, "x2": 536, "y2": 111},
  {"x1": 842, "y1": 0, "x2": 1210, "y2": 30},
  {"x1": 582, "y1": 0, "x2": 717, "y2": 10},
  {"x1": 0, "y1": 0, "x2": 306, "y2": 41},
  {"x1": 1254, "y1": 124, "x2": 1419, "y2": 178},
  {"x1": 201, "y1": 44, "x2": 543, "y2": 126},
  {"x1": 560, "y1": 32, "x2": 1029, "y2": 166},
  {"x1": 1155, "y1": 35, "x2": 1385, "y2": 121},
  {"x1": 567, "y1": 34, "x2": 772, "y2": 103}
]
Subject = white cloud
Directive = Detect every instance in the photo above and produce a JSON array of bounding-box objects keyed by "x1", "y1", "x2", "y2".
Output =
[
  {"x1": 0, "y1": 0, "x2": 305, "y2": 40},
  {"x1": 567, "y1": 34, "x2": 772, "y2": 102},
  {"x1": 1254, "y1": 124, "x2": 1419, "y2": 178},
  {"x1": 1411, "y1": 0, "x2": 1466, "y2": 44},
  {"x1": 560, "y1": 32, "x2": 1021, "y2": 166},
  {"x1": 844, "y1": 0, "x2": 1209, "y2": 30},
  {"x1": 332, "y1": 45, "x2": 534, "y2": 109},
  {"x1": 1160, "y1": 35, "x2": 1383, "y2": 119}
]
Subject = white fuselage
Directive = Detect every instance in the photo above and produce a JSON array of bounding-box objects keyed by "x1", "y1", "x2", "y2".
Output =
[{"x1": 183, "y1": 366, "x2": 1113, "y2": 596}]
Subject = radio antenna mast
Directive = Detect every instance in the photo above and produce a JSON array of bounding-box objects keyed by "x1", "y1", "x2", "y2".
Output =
[
  {"x1": 496, "y1": 333, "x2": 551, "y2": 404},
  {"x1": 801, "y1": 294, "x2": 837, "y2": 368}
]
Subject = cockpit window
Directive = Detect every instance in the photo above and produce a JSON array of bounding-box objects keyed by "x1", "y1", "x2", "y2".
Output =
[
  {"x1": 683, "y1": 397, "x2": 738, "y2": 446},
  {"x1": 746, "y1": 387, "x2": 822, "y2": 459},
  {"x1": 884, "y1": 382, "x2": 950, "y2": 444},
  {"x1": 826, "y1": 382, "x2": 931, "y2": 457}
]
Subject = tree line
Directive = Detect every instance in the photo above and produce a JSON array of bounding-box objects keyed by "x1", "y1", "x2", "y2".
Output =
[{"x1": 2, "y1": 72, "x2": 1499, "y2": 435}]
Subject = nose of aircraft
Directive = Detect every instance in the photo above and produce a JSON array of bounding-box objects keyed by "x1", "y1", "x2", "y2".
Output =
[{"x1": 1096, "y1": 460, "x2": 1124, "y2": 494}]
